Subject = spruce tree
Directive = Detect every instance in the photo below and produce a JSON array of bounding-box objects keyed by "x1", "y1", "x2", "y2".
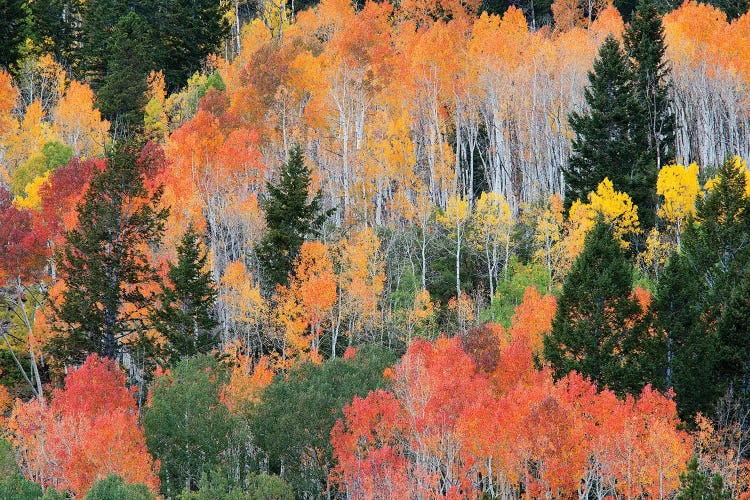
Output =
[
  {"x1": 656, "y1": 157, "x2": 750, "y2": 418},
  {"x1": 49, "y1": 142, "x2": 169, "y2": 365},
  {"x1": 714, "y1": 0, "x2": 749, "y2": 19},
  {"x1": 675, "y1": 457, "x2": 731, "y2": 500},
  {"x1": 543, "y1": 220, "x2": 661, "y2": 395},
  {"x1": 96, "y1": 12, "x2": 153, "y2": 132},
  {"x1": 256, "y1": 145, "x2": 333, "y2": 291},
  {"x1": 564, "y1": 36, "x2": 655, "y2": 229},
  {"x1": 654, "y1": 251, "x2": 719, "y2": 419},
  {"x1": 624, "y1": 0, "x2": 675, "y2": 170},
  {"x1": 144, "y1": 0, "x2": 230, "y2": 92},
  {"x1": 77, "y1": 0, "x2": 131, "y2": 89},
  {"x1": 29, "y1": 0, "x2": 80, "y2": 70},
  {"x1": 0, "y1": 0, "x2": 29, "y2": 70},
  {"x1": 151, "y1": 226, "x2": 218, "y2": 366},
  {"x1": 716, "y1": 272, "x2": 750, "y2": 396}
]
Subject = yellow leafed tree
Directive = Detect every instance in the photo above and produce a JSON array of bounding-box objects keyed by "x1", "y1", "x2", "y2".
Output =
[
  {"x1": 14, "y1": 171, "x2": 51, "y2": 210},
  {"x1": 220, "y1": 260, "x2": 267, "y2": 357},
  {"x1": 53, "y1": 81, "x2": 110, "y2": 157},
  {"x1": 656, "y1": 163, "x2": 699, "y2": 247},
  {"x1": 336, "y1": 228, "x2": 385, "y2": 348},
  {"x1": 563, "y1": 178, "x2": 640, "y2": 263},
  {"x1": 275, "y1": 241, "x2": 337, "y2": 362},
  {"x1": 470, "y1": 191, "x2": 513, "y2": 301},
  {"x1": 144, "y1": 71, "x2": 169, "y2": 143}
]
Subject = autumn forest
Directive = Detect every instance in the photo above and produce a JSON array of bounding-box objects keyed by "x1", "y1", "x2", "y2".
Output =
[{"x1": 1, "y1": 0, "x2": 750, "y2": 497}]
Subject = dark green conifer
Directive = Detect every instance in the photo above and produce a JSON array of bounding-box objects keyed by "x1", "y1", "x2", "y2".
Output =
[
  {"x1": 96, "y1": 12, "x2": 153, "y2": 132},
  {"x1": 655, "y1": 157, "x2": 750, "y2": 418},
  {"x1": 77, "y1": 0, "x2": 131, "y2": 89},
  {"x1": 654, "y1": 251, "x2": 719, "y2": 419},
  {"x1": 543, "y1": 220, "x2": 660, "y2": 395},
  {"x1": 564, "y1": 36, "x2": 654, "y2": 228},
  {"x1": 0, "y1": 0, "x2": 29, "y2": 70},
  {"x1": 29, "y1": 0, "x2": 80, "y2": 70},
  {"x1": 49, "y1": 142, "x2": 169, "y2": 364},
  {"x1": 624, "y1": 0, "x2": 676, "y2": 170},
  {"x1": 256, "y1": 145, "x2": 333, "y2": 292},
  {"x1": 145, "y1": 0, "x2": 230, "y2": 92},
  {"x1": 675, "y1": 456, "x2": 731, "y2": 500},
  {"x1": 152, "y1": 226, "x2": 218, "y2": 366}
]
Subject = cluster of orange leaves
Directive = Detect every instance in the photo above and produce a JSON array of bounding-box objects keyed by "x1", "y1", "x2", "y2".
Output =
[
  {"x1": 5, "y1": 355, "x2": 159, "y2": 496},
  {"x1": 331, "y1": 288, "x2": 692, "y2": 498}
]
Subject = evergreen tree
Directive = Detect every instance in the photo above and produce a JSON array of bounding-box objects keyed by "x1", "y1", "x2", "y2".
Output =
[
  {"x1": 29, "y1": 0, "x2": 81, "y2": 70},
  {"x1": 151, "y1": 226, "x2": 218, "y2": 366},
  {"x1": 717, "y1": 271, "x2": 750, "y2": 395},
  {"x1": 144, "y1": 0, "x2": 230, "y2": 92},
  {"x1": 256, "y1": 145, "x2": 333, "y2": 291},
  {"x1": 49, "y1": 142, "x2": 169, "y2": 365},
  {"x1": 564, "y1": 36, "x2": 656, "y2": 229},
  {"x1": 96, "y1": 12, "x2": 154, "y2": 132},
  {"x1": 76, "y1": 0, "x2": 227, "y2": 127},
  {"x1": 675, "y1": 457, "x2": 730, "y2": 500},
  {"x1": 713, "y1": 0, "x2": 749, "y2": 19},
  {"x1": 0, "y1": 0, "x2": 29, "y2": 70},
  {"x1": 77, "y1": 0, "x2": 131, "y2": 89},
  {"x1": 543, "y1": 221, "x2": 661, "y2": 395},
  {"x1": 656, "y1": 158, "x2": 750, "y2": 418},
  {"x1": 624, "y1": 0, "x2": 676, "y2": 170},
  {"x1": 654, "y1": 251, "x2": 720, "y2": 419}
]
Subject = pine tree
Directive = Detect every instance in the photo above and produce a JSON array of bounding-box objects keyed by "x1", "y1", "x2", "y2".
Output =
[
  {"x1": 96, "y1": 12, "x2": 154, "y2": 132},
  {"x1": 144, "y1": 0, "x2": 230, "y2": 92},
  {"x1": 151, "y1": 226, "x2": 218, "y2": 366},
  {"x1": 656, "y1": 158, "x2": 750, "y2": 418},
  {"x1": 0, "y1": 0, "x2": 29, "y2": 71},
  {"x1": 543, "y1": 220, "x2": 661, "y2": 395},
  {"x1": 675, "y1": 456, "x2": 731, "y2": 500},
  {"x1": 717, "y1": 272, "x2": 750, "y2": 396},
  {"x1": 49, "y1": 142, "x2": 169, "y2": 365},
  {"x1": 714, "y1": 0, "x2": 749, "y2": 20},
  {"x1": 77, "y1": 0, "x2": 130, "y2": 89},
  {"x1": 654, "y1": 251, "x2": 720, "y2": 419},
  {"x1": 29, "y1": 0, "x2": 81, "y2": 71},
  {"x1": 624, "y1": 0, "x2": 675, "y2": 170},
  {"x1": 256, "y1": 145, "x2": 333, "y2": 292},
  {"x1": 564, "y1": 36, "x2": 655, "y2": 229}
]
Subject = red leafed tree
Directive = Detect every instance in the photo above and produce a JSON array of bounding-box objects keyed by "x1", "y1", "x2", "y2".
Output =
[
  {"x1": 7, "y1": 354, "x2": 159, "y2": 495},
  {"x1": 0, "y1": 188, "x2": 49, "y2": 284},
  {"x1": 332, "y1": 328, "x2": 692, "y2": 498},
  {"x1": 37, "y1": 157, "x2": 103, "y2": 246},
  {"x1": 0, "y1": 187, "x2": 51, "y2": 399},
  {"x1": 331, "y1": 390, "x2": 409, "y2": 499}
]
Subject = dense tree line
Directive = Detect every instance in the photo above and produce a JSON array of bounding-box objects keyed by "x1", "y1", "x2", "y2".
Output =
[{"x1": 2, "y1": 0, "x2": 750, "y2": 497}]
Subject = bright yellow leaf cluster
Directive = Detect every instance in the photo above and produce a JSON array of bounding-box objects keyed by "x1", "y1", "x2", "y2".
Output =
[
  {"x1": 438, "y1": 194, "x2": 471, "y2": 233},
  {"x1": 471, "y1": 191, "x2": 512, "y2": 251},
  {"x1": 657, "y1": 163, "x2": 699, "y2": 224},
  {"x1": 656, "y1": 163, "x2": 699, "y2": 247},
  {"x1": 15, "y1": 171, "x2": 51, "y2": 210},
  {"x1": 569, "y1": 178, "x2": 640, "y2": 251}
]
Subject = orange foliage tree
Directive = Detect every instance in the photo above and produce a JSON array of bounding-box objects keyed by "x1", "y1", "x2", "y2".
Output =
[
  {"x1": 6, "y1": 354, "x2": 159, "y2": 496},
  {"x1": 53, "y1": 81, "x2": 110, "y2": 157},
  {"x1": 332, "y1": 289, "x2": 691, "y2": 498},
  {"x1": 275, "y1": 241, "x2": 337, "y2": 361}
]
